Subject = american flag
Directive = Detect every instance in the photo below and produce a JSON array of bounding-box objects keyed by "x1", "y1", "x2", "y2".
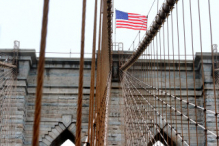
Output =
[{"x1": 116, "y1": 10, "x2": 147, "y2": 31}]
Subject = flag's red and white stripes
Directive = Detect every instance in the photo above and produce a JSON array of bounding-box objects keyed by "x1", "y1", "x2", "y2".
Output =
[{"x1": 116, "y1": 13, "x2": 147, "y2": 31}]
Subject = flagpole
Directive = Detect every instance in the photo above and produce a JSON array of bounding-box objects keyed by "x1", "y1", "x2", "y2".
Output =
[
  {"x1": 114, "y1": 8, "x2": 116, "y2": 50},
  {"x1": 146, "y1": 15, "x2": 148, "y2": 33}
]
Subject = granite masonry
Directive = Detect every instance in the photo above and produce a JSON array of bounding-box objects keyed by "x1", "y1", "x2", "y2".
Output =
[{"x1": 0, "y1": 49, "x2": 218, "y2": 146}]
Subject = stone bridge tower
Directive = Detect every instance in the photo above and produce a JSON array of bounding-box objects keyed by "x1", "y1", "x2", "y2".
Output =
[
  {"x1": 0, "y1": 49, "x2": 126, "y2": 146},
  {"x1": 0, "y1": 49, "x2": 219, "y2": 145}
]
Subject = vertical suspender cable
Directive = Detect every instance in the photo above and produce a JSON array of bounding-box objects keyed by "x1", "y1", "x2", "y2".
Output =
[
  {"x1": 88, "y1": 0, "x2": 98, "y2": 145},
  {"x1": 32, "y1": 0, "x2": 49, "y2": 146},
  {"x1": 189, "y1": 0, "x2": 199, "y2": 144},
  {"x1": 197, "y1": 0, "x2": 208, "y2": 144},
  {"x1": 181, "y1": 0, "x2": 190, "y2": 144},
  {"x1": 208, "y1": 0, "x2": 219, "y2": 144},
  {"x1": 95, "y1": 0, "x2": 103, "y2": 144},
  {"x1": 76, "y1": 0, "x2": 87, "y2": 145}
]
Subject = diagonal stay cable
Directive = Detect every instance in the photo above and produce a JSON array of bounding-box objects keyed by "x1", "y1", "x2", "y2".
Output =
[
  {"x1": 122, "y1": 70, "x2": 191, "y2": 145},
  {"x1": 121, "y1": 70, "x2": 169, "y2": 145},
  {"x1": 121, "y1": 0, "x2": 177, "y2": 70},
  {"x1": 124, "y1": 70, "x2": 218, "y2": 138},
  {"x1": 121, "y1": 72, "x2": 157, "y2": 144}
]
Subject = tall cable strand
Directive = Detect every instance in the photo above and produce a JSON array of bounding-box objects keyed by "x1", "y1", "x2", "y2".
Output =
[
  {"x1": 87, "y1": 0, "x2": 98, "y2": 145},
  {"x1": 75, "y1": 0, "x2": 87, "y2": 145},
  {"x1": 32, "y1": 0, "x2": 49, "y2": 146}
]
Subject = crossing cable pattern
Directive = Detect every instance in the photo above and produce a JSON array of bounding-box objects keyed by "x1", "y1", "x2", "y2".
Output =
[
  {"x1": 120, "y1": 0, "x2": 219, "y2": 145},
  {"x1": 95, "y1": 72, "x2": 112, "y2": 146},
  {"x1": 121, "y1": 70, "x2": 173, "y2": 146},
  {"x1": 121, "y1": 0, "x2": 177, "y2": 70},
  {"x1": 92, "y1": 0, "x2": 113, "y2": 145},
  {"x1": 0, "y1": 42, "x2": 19, "y2": 145},
  {"x1": 83, "y1": 0, "x2": 113, "y2": 145}
]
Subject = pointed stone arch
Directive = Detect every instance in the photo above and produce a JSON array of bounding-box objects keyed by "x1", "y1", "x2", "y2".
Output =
[
  {"x1": 50, "y1": 128, "x2": 75, "y2": 146},
  {"x1": 39, "y1": 118, "x2": 77, "y2": 146},
  {"x1": 149, "y1": 117, "x2": 185, "y2": 146},
  {"x1": 147, "y1": 130, "x2": 176, "y2": 146}
]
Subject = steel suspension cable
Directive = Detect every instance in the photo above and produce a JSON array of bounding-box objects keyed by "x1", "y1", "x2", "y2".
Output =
[
  {"x1": 121, "y1": 0, "x2": 177, "y2": 70},
  {"x1": 208, "y1": 0, "x2": 219, "y2": 144},
  {"x1": 122, "y1": 70, "x2": 189, "y2": 145},
  {"x1": 121, "y1": 73, "x2": 158, "y2": 145},
  {"x1": 32, "y1": 0, "x2": 49, "y2": 145},
  {"x1": 124, "y1": 70, "x2": 169, "y2": 145},
  {"x1": 197, "y1": 0, "x2": 208, "y2": 144},
  {"x1": 181, "y1": 0, "x2": 191, "y2": 144},
  {"x1": 75, "y1": 0, "x2": 87, "y2": 145},
  {"x1": 124, "y1": 70, "x2": 219, "y2": 140},
  {"x1": 87, "y1": 0, "x2": 98, "y2": 145}
]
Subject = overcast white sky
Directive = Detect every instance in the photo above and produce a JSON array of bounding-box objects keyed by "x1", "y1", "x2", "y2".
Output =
[{"x1": 0, "y1": 0, "x2": 218, "y2": 58}]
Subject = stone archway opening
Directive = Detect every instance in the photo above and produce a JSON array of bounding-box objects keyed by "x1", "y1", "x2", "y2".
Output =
[
  {"x1": 153, "y1": 141, "x2": 164, "y2": 146},
  {"x1": 147, "y1": 130, "x2": 176, "y2": 146},
  {"x1": 50, "y1": 129, "x2": 75, "y2": 146},
  {"x1": 61, "y1": 139, "x2": 75, "y2": 146}
]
